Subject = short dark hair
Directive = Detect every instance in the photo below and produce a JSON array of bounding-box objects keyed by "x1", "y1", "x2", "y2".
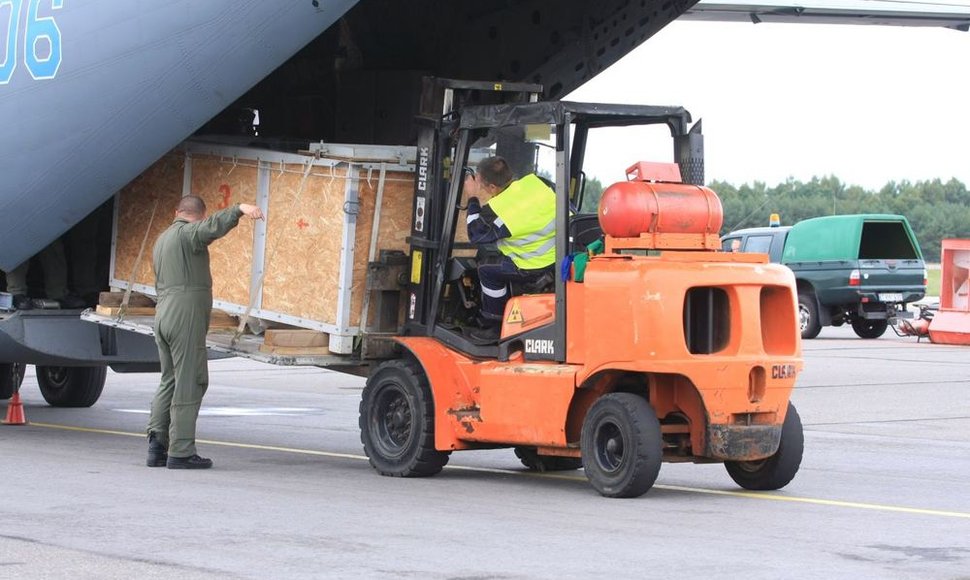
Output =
[
  {"x1": 477, "y1": 156, "x2": 513, "y2": 190},
  {"x1": 177, "y1": 195, "x2": 206, "y2": 216}
]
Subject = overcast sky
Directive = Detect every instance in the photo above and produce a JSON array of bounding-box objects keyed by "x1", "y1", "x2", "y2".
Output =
[{"x1": 568, "y1": 17, "x2": 970, "y2": 190}]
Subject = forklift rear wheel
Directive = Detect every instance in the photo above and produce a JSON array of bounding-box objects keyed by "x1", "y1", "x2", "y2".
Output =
[
  {"x1": 0, "y1": 363, "x2": 25, "y2": 400},
  {"x1": 36, "y1": 365, "x2": 107, "y2": 407},
  {"x1": 725, "y1": 402, "x2": 804, "y2": 490},
  {"x1": 514, "y1": 446, "x2": 583, "y2": 472},
  {"x1": 359, "y1": 359, "x2": 450, "y2": 477},
  {"x1": 851, "y1": 318, "x2": 888, "y2": 339},
  {"x1": 580, "y1": 393, "x2": 662, "y2": 498}
]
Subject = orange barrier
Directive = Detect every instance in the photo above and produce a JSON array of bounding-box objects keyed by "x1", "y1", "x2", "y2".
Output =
[
  {"x1": 2, "y1": 391, "x2": 27, "y2": 425},
  {"x1": 928, "y1": 239, "x2": 970, "y2": 346}
]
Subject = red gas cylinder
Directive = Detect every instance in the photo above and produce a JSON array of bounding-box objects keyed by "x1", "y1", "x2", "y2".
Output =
[{"x1": 598, "y1": 168, "x2": 723, "y2": 239}]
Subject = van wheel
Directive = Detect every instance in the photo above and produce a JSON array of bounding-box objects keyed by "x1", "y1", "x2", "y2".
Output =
[
  {"x1": 36, "y1": 365, "x2": 106, "y2": 407},
  {"x1": 359, "y1": 359, "x2": 450, "y2": 477},
  {"x1": 725, "y1": 402, "x2": 803, "y2": 490},
  {"x1": 514, "y1": 446, "x2": 583, "y2": 471},
  {"x1": 798, "y1": 293, "x2": 822, "y2": 339},
  {"x1": 0, "y1": 363, "x2": 25, "y2": 400},
  {"x1": 581, "y1": 393, "x2": 662, "y2": 498},
  {"x1": 852, "y1": 318, "x2": 888, "y2": 339}
]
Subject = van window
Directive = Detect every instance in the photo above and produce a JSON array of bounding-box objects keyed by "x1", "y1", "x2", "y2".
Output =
[
  {"x1": 859, "y1": 222, "x2": 919, "y2": 259},
  {"x1": 743, "y1": 235, "x2": 774, "y2": 255},
  {"x1": 722, "y1": 237, "x2": 741, "y2": 252}
]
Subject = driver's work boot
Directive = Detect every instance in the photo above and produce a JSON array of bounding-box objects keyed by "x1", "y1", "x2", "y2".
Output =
[
  {"x1": 469, "y1": 324, "x2": 501, "y2": 344},
  {"x1": 147, "y1": 432, "x2": 168, "y2": 467}
]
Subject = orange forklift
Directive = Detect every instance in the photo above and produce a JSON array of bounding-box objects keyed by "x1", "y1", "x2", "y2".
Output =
[{"x1": 359, "y1": 82, "x2": 804, "y2": 497}]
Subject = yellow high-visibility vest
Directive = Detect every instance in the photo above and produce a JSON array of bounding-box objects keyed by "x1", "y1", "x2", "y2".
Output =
[{"x1": 486, "y1": 174, "x2": 556, "y2": 270}]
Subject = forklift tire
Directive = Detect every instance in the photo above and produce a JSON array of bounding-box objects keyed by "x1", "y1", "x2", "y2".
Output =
[
  {"x1": 514, "y1": 446, "x2": 583, "y2": 472},
  {"x1": 36, "y1": 365, "x2": 107, "y2": 408},
  {"x1": 798, "y1": 292, "x2": 822, "y2": 339},
  {"x1": 851, "y1": 318, "x2": 888, "y2": 339},
  {"x1": 724, "y1": 402, "x2": 804, "y2": 491},
  {"x1": 0, "y1": 363, "x2": 25, "y2": 400},
  {"x1": 359, "y1": 359, "x2": 450, "y2": 477},
  {"x1": 580, "y1": 393, "x2": 662, "y2": 498}
]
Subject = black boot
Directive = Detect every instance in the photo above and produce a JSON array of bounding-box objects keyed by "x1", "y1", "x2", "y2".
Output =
[
  {"x1": 167, "y1": 454, "x2": 213, "y2": 470},
  {"x1": 469, "y1": 323, "x2": 501, "y2": 344},
  {"x1": 147, "y1": 432, "x2": 168, "y2": 467}
]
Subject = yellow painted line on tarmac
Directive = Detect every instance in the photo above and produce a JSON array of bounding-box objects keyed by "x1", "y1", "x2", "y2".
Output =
[
  {"x1": 28, "y1": 422, "x2": 366, "y2": 461},
  {"x1": 27, "y1": 422, "x2": 970, "y2": 520},
  {"x1": 652, "y1": 484, "x2": 970, "y2": 519}
]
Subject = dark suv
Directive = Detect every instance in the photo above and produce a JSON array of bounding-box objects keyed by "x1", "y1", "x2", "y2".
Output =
[{"x1": 723, "y1": 214, "x2": 926, "y2": 339}]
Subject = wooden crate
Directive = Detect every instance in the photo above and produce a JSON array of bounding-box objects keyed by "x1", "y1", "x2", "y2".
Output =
[{"x1": 111, "y1": 142, "x2": 418, "y2": 353}]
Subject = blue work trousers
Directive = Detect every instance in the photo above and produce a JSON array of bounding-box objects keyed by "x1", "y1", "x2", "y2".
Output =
[{"x1": 478, "y1": 257, "x2": 548, "y2": 321}]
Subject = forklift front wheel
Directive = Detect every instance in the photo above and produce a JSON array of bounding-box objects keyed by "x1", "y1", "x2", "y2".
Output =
[
  {"x1": 580, "y1": 393, "x2": 662, "y2": 498},
  {"x1": 359, "y1": 359, "x2": 450, "y2": 477},
  {"x1": 724, "y1": 402, "x2": 804, "y2": 490}
]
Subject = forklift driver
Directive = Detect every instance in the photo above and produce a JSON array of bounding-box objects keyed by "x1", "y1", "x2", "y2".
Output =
[{"x1": 464, "y1": 155, "x2": 556, "y2": 342}]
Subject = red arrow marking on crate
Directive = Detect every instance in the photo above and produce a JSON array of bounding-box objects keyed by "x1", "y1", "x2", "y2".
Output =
[
  {"x1": 297, "y1": 219, "x2": 310, "y2": 230},
  {"x1": 217, "y1": 184, "x2": 231, "y2": 209}
]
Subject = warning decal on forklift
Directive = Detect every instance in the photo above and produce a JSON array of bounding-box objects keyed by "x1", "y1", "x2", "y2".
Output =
[{"x1": 506, "y1": 300, "x2": 523, "y2": 324}]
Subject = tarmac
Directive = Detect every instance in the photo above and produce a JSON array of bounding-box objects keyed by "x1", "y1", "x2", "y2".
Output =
[{"x1": 1, "y1": 324, "x2": 968, "y2": 579}]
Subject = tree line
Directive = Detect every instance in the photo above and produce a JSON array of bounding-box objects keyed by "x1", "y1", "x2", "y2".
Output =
[
  {"x1": 579, "y1": 175, "x2": 970, "y2": 261},
  {"x1": 712, "y1": 176, "x2": 970, "y2": 262}
]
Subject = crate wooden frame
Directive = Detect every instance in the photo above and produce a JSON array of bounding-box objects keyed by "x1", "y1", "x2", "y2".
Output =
[{"x1": 110, "y1": 141, "x2": 417, "y2": 354}]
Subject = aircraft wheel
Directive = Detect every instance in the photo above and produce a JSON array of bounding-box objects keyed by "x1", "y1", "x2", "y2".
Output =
[
  {"x1": 359, "y1": 359, "x2": 449, "y2": 477},
  {"x1": 725, "y1": 402, "x2": 804, "y2": 490},
  {"x1": 580, "y1": 393, "x2": 662, "y2": 498},
  {"x1": 36, "y1": 365, "x2": 106, "y2": 407}
]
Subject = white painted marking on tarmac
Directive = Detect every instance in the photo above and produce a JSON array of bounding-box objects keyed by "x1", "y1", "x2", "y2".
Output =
[{"x1": 113, "y1": 407, "x2": 319, "y2": 417}]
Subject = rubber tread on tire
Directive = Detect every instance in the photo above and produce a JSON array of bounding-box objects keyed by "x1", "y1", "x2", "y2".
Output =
[
  {"x1": 724, "y1": 402, "x2": 804, "y2": 490},
  {"x1": 851, "y1": 318, "x2": 888, "y2": 339},
  {"x1": 36, "y1": 365, "x2": 107, "y2": 407},
  {"x1": 359, "y1": 359, "x2": 450, "y2": 477},
  {"x1": 580, "y1": 393, "x2": 663, "y2": 498},
  {"x1": 798, "y1": 292, "x2": 822, "y2": 339}
]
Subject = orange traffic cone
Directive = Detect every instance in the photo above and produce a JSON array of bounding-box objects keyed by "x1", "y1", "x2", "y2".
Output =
[{"x1": 2, "y1": 391, "x2": 27, "y2": 425}]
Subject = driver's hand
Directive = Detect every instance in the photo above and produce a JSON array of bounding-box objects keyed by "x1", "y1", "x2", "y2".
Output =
[{"x1": 464, "y1": 173, "x2": 481, "y2": 197}]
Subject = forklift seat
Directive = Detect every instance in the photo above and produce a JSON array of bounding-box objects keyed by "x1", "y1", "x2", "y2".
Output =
[{"x1": 569, "y1": 213, "x2": 603, "y2": 253}]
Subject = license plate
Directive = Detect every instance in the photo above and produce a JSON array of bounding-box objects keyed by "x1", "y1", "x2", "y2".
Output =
[{"x1": 879, "y1": 293, "x2": 903, "y2": 302}]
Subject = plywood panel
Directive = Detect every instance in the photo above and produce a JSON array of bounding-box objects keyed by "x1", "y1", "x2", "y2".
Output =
[
  {"x1": 189, "y1": 156, "x2": 258, "y2": 307},
  {"x1": 350, "y1": 171, "x2": 414, "y2": 325},
  {"x1": 259, "y1": 165, "x2": 348, "y2": 323},
  {"x1": 114, "y1": 153, "x2": 184, "y2": 289},
  {"x1": 114, "y1": 145, "x2": 420, "y2": 336}
]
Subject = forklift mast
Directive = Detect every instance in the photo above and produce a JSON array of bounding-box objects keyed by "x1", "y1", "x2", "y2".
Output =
[{"x1": 404, "y1": 78, "x2": 541, "y2": 334}]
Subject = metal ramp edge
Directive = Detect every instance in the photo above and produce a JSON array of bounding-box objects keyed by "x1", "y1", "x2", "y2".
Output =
[{"x1": 80, "y1": 310, "x2": 357, "y2": 368}]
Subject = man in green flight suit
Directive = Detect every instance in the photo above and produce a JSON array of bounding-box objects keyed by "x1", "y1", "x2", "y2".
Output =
[{"x1": 146, "y1": 195, "x2": 263, "y2": 469}]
